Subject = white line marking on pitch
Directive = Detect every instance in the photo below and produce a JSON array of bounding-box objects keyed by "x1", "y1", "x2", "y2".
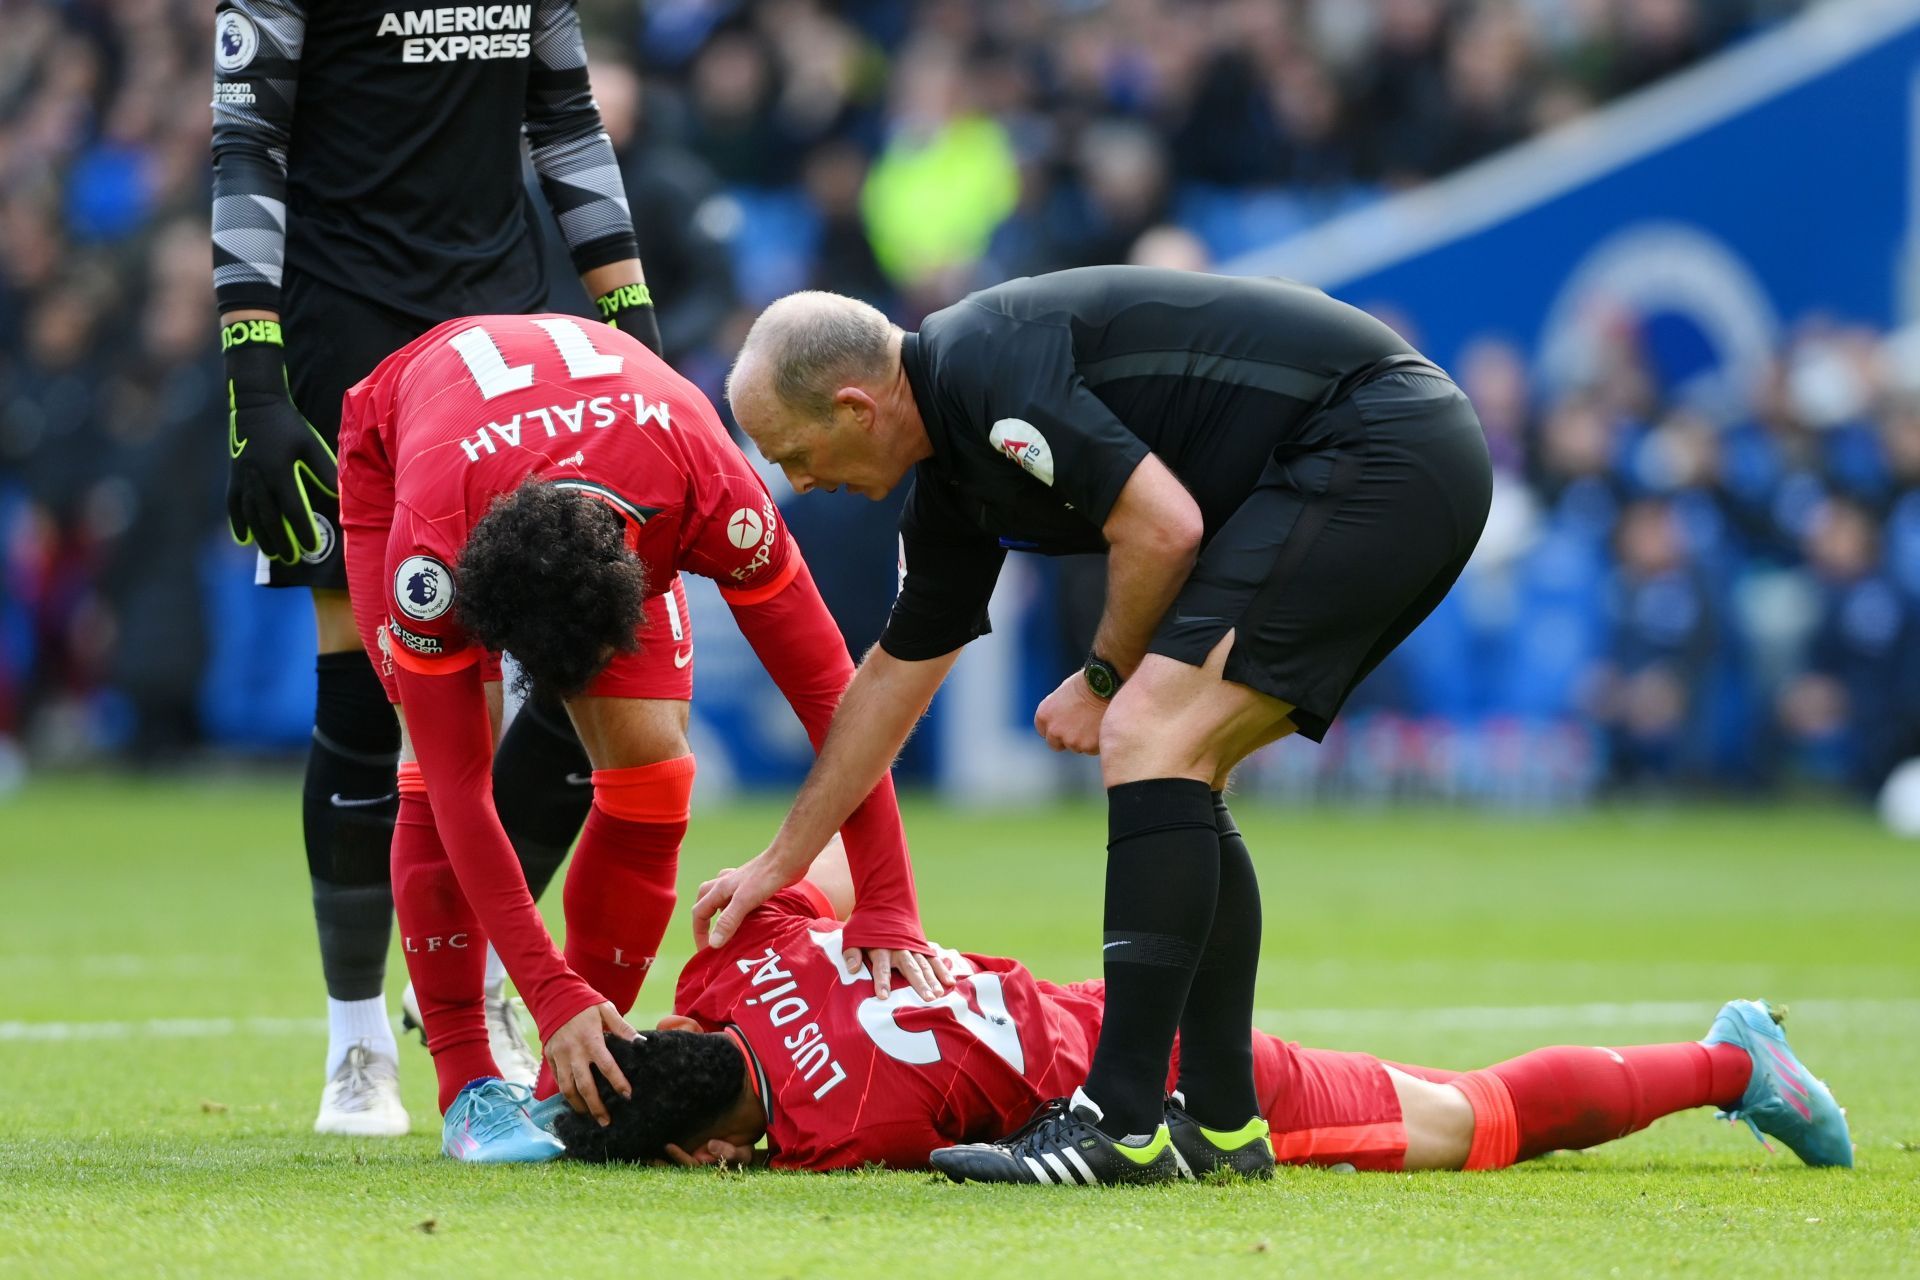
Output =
[
  {"x1": 3, "y1": 998, "x2": 1914, "y2": 1043},
  {"x1": 1254, "y1": 998, "x2": 1920, "y2": 1033},
  {"x1": 0, "y1": 1017, "x2": 326, "y2": 1042}
]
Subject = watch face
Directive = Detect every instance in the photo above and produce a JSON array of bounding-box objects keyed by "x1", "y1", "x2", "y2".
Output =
[{"x1": 1085, "y1": 661, "x2": 1118, "y2": 699}]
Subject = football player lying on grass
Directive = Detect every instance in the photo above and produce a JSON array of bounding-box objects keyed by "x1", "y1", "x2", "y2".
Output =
[{"x1": 536, "y1": 842, "x2": 1853, "y2": 1179}]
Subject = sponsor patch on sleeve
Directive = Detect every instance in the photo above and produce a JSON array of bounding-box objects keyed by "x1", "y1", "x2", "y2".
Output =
[
  {"x1": 387, "y1": 619, "x2": 445, "y2": 657},
  {"x1": 215, "y1": 10, "x2": 259, "y2": 73},
  {"x1": 393, "y1": 555, "x2": 455, "y2": 621},
  {"x1": 988, "y1": 418, "x2": 1055, "y2": 486}
]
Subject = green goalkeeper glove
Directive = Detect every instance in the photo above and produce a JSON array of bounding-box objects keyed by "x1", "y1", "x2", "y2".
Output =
[
  {"x1": 596, "y1": 283, "x2": 663, "y2": 356},
  {"x1": 222, "y1": 319, "x2": 338, "y2": 564}
]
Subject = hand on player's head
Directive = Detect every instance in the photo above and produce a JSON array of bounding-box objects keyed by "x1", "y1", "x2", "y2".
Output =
[
  {"x1": 456, "y1": 479, "x2": 647, "y2": 697},
  {"x1": 551, "y1": 1030, "x2": 754, "y2": 1164}
]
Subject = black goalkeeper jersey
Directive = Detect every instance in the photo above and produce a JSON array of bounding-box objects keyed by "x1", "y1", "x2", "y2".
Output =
[
  {"x1": 211, "y1": 0, "x2": 637, "y2": 322},
  {"x1": 879, "y1": 266, "x2": 1423, "y2": 661}
]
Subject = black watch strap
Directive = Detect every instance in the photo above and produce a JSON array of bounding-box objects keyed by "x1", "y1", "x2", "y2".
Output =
[{"x1": 1083, "y1": 654, "x2": 1123, "y2": 700}]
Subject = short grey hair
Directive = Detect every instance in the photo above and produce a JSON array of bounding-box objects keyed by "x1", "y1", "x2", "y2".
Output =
[{"x1": 730, "y1": 291, "x2": 895, "y2": 422}]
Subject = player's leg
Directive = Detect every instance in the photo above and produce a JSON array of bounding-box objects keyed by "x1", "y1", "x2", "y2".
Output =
[
  {"x1": 282, "y1": 273, "x2": 423, "y2": 1131},
  {"x1": 1445, "y1": 1002, "x2": 1851, "y2": 1169},
  {"x1": 306, "y1": 592, "x2": 405, "y2": 1125},
  {"x1": 305, "y1": 590, "x2": 409, "y2": 1134},
  {"x1": 554, "y1": 579, "x2": 699, "y2": 1019},
  {"x1": 491, "y1": 683, "x2": 592, "y2": 911}
]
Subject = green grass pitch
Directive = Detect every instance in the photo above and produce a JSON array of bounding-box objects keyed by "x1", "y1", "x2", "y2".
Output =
[{"x1": 2, "y1": 775, "x2": 1917, "y2": 1278}]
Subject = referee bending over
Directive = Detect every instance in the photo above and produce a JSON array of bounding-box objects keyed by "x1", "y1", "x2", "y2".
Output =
[{"x1": 699, "y1": 267, "x2": 1492, "y2": 1185}]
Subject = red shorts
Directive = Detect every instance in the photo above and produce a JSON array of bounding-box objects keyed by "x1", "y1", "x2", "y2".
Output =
[
  {"x1": 1251, "y1": 1034, "x2": 1407, "y2": 1171},
  {"x1": 344, "y1": 507, "x2": 695, "y2": 705}
]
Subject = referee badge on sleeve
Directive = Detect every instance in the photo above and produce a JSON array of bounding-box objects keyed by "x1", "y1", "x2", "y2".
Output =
[
  {"x1": 394, "y1": 556, "x2": 455, "y2": 622},
  {"x1": 989, "y1": 418, "x2": 1055, "y2": 486}
]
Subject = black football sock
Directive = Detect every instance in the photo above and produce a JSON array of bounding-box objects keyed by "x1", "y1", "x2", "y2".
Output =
[
  {"x1": 492, "y1": 686, "x2": 593, "y2": 901},
  {"x1": 1173, "y1": 792, "x2": 1263, "y2": 1128},
  {"x1": 305, "y1": 651, "x2": 401, "y2": 1001},
  {"x1": 1081, "y1": 778, "x2": 1220, "y2": 1138}
]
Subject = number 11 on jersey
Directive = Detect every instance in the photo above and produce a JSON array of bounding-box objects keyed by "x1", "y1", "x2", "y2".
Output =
[{"x1": 449, "y1": 318, "x2": 623, "y2": 401}]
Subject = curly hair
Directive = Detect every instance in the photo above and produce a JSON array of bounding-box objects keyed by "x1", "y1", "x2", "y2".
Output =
[
  {"x1": 455, "y1": 480, "x2": 648, "y2": 698},
  {"x1": 553, "y1": 1031, "x2": 747, "y2": 1164}
]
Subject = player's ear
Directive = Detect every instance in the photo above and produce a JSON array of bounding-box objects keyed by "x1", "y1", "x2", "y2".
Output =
[{"x1": 655, "y1": 1014, "x2": 702, "y2": 1032}]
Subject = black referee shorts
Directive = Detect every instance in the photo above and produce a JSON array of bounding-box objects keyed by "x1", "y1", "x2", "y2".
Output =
[
  {"x1": 258, "y1": 271, "x2": 431, "y2": 591},
  {"x1": 1149, "y1": 361, "x2": 1492, "y2": 742}
]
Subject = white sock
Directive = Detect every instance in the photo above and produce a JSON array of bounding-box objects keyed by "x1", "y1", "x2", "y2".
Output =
[
  {"x1": 326, "y1": 996, "x2": 398, "y2": 1077},
  {"x1": 484, "y1": 944, "x2": 506, "y2": 1000}
]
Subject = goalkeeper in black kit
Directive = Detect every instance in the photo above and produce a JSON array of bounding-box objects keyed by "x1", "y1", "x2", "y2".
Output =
[{"x1": 211, "y1": 0, "x2": 660, "y2": 1135}]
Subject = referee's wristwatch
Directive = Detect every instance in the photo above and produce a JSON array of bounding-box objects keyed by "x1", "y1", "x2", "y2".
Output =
[{"x1": 1082, "y1": 654, "x2": 1123, "y2": 700}]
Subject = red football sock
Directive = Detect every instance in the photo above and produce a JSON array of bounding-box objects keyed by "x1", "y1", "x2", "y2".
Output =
[
  {"x1": 560, "y1": 757, "x2": 690, "y2": 1015},
  {"x1": 1455, "y1": 1041, "x2": 1752, "y2": 1168},
  {"x1": 392, "y1": 767, "x2": 498, "y2": 1113}
]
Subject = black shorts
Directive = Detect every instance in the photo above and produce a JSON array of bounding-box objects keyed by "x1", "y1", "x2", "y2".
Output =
[
  {"x1": 256, "y1": 272, "x2": 432, "y2": 590},
  {"x1": 1149, "y1": 363, "x2": 1492, "y2": 742}
]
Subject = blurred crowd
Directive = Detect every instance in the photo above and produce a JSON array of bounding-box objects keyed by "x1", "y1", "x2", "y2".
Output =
[{"x1": 10, "y1": 0, "x2": 1900, "y2": 799}]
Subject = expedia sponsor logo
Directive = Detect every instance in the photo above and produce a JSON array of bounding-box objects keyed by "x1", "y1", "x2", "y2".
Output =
[
  {"x1": 215, "y1": 11, "x2": 259, "y2": 73},
  {"x1": 376, "y1": 5, "x2": 532, "y2": 62},
  {"x1": 728, "y1": 499, "x2": 779, "y2": 582},
  {"x1": 394, "y1": 555, "x2": 455, "y2": 621},
  {"x1": 387, "y1": 619, "x2": 444, "y2": 656}
]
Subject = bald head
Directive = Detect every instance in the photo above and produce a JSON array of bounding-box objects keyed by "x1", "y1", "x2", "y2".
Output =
[
  {"x1": 728, "y1": 291, "x2": 896, "y2": 425},
  {"x1": 727, "y1": 291, "x2": 929, "y2": 500}
]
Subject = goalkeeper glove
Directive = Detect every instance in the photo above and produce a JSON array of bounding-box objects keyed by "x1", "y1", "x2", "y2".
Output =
[
  {"x1": 596, "y1": 282, "x2": 663, "y2": 356},
  {"x1": 222, "y1": 319, "x2": 338, "y2": 564}
]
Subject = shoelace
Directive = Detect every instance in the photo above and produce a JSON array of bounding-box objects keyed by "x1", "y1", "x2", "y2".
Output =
[
  {"x1": 465, "y1": 1082, "x2": 537, "y2": 1141},
  {"x1": 1001, "y1": 1097, "x2": 1070, "y2": 1146},
  {"x1": 490, "y1": 997, "x2": 534, "y2": 1059},
  {"x1": 334, "y1": 1047, "x2": 376, "y2": 1112},
  {"x1": 1008, "y1": 1103, "x2": 1083, "y2": 1157}
]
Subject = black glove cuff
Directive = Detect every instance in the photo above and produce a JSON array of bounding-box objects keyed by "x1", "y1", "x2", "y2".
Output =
[
  {"x1": 222, "y1": 319, "x2": 287, "y2": 394},
  {"x1": 596, "y1": 284, "x2": 663, "y2": 355}
]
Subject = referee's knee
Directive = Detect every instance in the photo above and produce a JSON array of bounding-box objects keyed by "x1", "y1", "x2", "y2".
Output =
[{"x1": 1100, "y1": 691, "x2": 1217, "y2": 784}]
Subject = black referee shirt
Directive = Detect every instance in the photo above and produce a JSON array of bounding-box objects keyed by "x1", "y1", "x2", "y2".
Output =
[{"x1": 879, "y1": 266, "x2": 1417, "y2": 662}]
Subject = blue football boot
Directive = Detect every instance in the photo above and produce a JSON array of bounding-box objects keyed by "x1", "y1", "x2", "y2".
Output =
[
  {"x1": 1703, "y1": 999, "x2": 1853, "y2": 1168},
  {"x1": 441, "y1": 1078, "x2": 564, "y2": 1163}
]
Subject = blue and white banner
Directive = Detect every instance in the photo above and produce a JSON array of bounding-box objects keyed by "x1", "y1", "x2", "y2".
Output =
[{"x1": 1229, "y1": 0, "x2": 1920, "y2": 404}]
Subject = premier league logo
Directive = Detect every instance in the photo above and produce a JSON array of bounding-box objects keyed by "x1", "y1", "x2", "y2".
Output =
[
  {"x1": 393, "y1": 555, "x2": 455, "y2": 622},
  {"x1": 214, "y1": 11, "x2": 259, "y2": 73}
]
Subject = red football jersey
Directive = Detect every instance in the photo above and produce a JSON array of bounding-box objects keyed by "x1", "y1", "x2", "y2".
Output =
[
  {"x1": 339, "y1": 313, "x2": 796, "y2": 668},
  {"x1": 674, "y1": 885, "x2": 1110, "y2": 1171},
  {"x1": 335, "y1": 315, "x2": 926, "y2": 1040},
  {"x1": 674, "y1": 891, "x2": 1411, "y2": 1172}
]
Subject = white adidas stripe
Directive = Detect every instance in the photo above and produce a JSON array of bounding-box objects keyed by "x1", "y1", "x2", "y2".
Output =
[
  {"x1": 1041, "y1": 1151, "x2": 1076, "y2": 1184},
  {"x1": 1023, "y1": 1155, "x2": 1052, "y2": 1184},
  {"x1": 1062, "y1": 1146, "x2": 1098, "y2": 1184}
]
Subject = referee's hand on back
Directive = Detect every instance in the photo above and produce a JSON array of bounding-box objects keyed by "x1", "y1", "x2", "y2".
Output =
[{"x1": 221, "y1": 315, "x2": 338, "y2": 564}]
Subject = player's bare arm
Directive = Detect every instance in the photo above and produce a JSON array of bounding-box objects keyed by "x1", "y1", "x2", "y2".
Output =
[{"x1": 1034, "y1": 456, "x2": 1204, "y2": 755}]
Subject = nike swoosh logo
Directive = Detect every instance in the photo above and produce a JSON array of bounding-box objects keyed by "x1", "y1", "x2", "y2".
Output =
[
  {"x1": 1102, "y1": 941, "x2": 1130, "y2": 951},
  {"x1": 565, "y1": 772, "x2": 594, "y2": 787},
  {"x1": 330, "y1": 792, "x2": 396, "y2": 809},
  {"x1": 674, "y1": 647, "x2": 692, "y2": 668},
  {"x1": 227, "y1": 382, "x2": 246, "y2": 459}
]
